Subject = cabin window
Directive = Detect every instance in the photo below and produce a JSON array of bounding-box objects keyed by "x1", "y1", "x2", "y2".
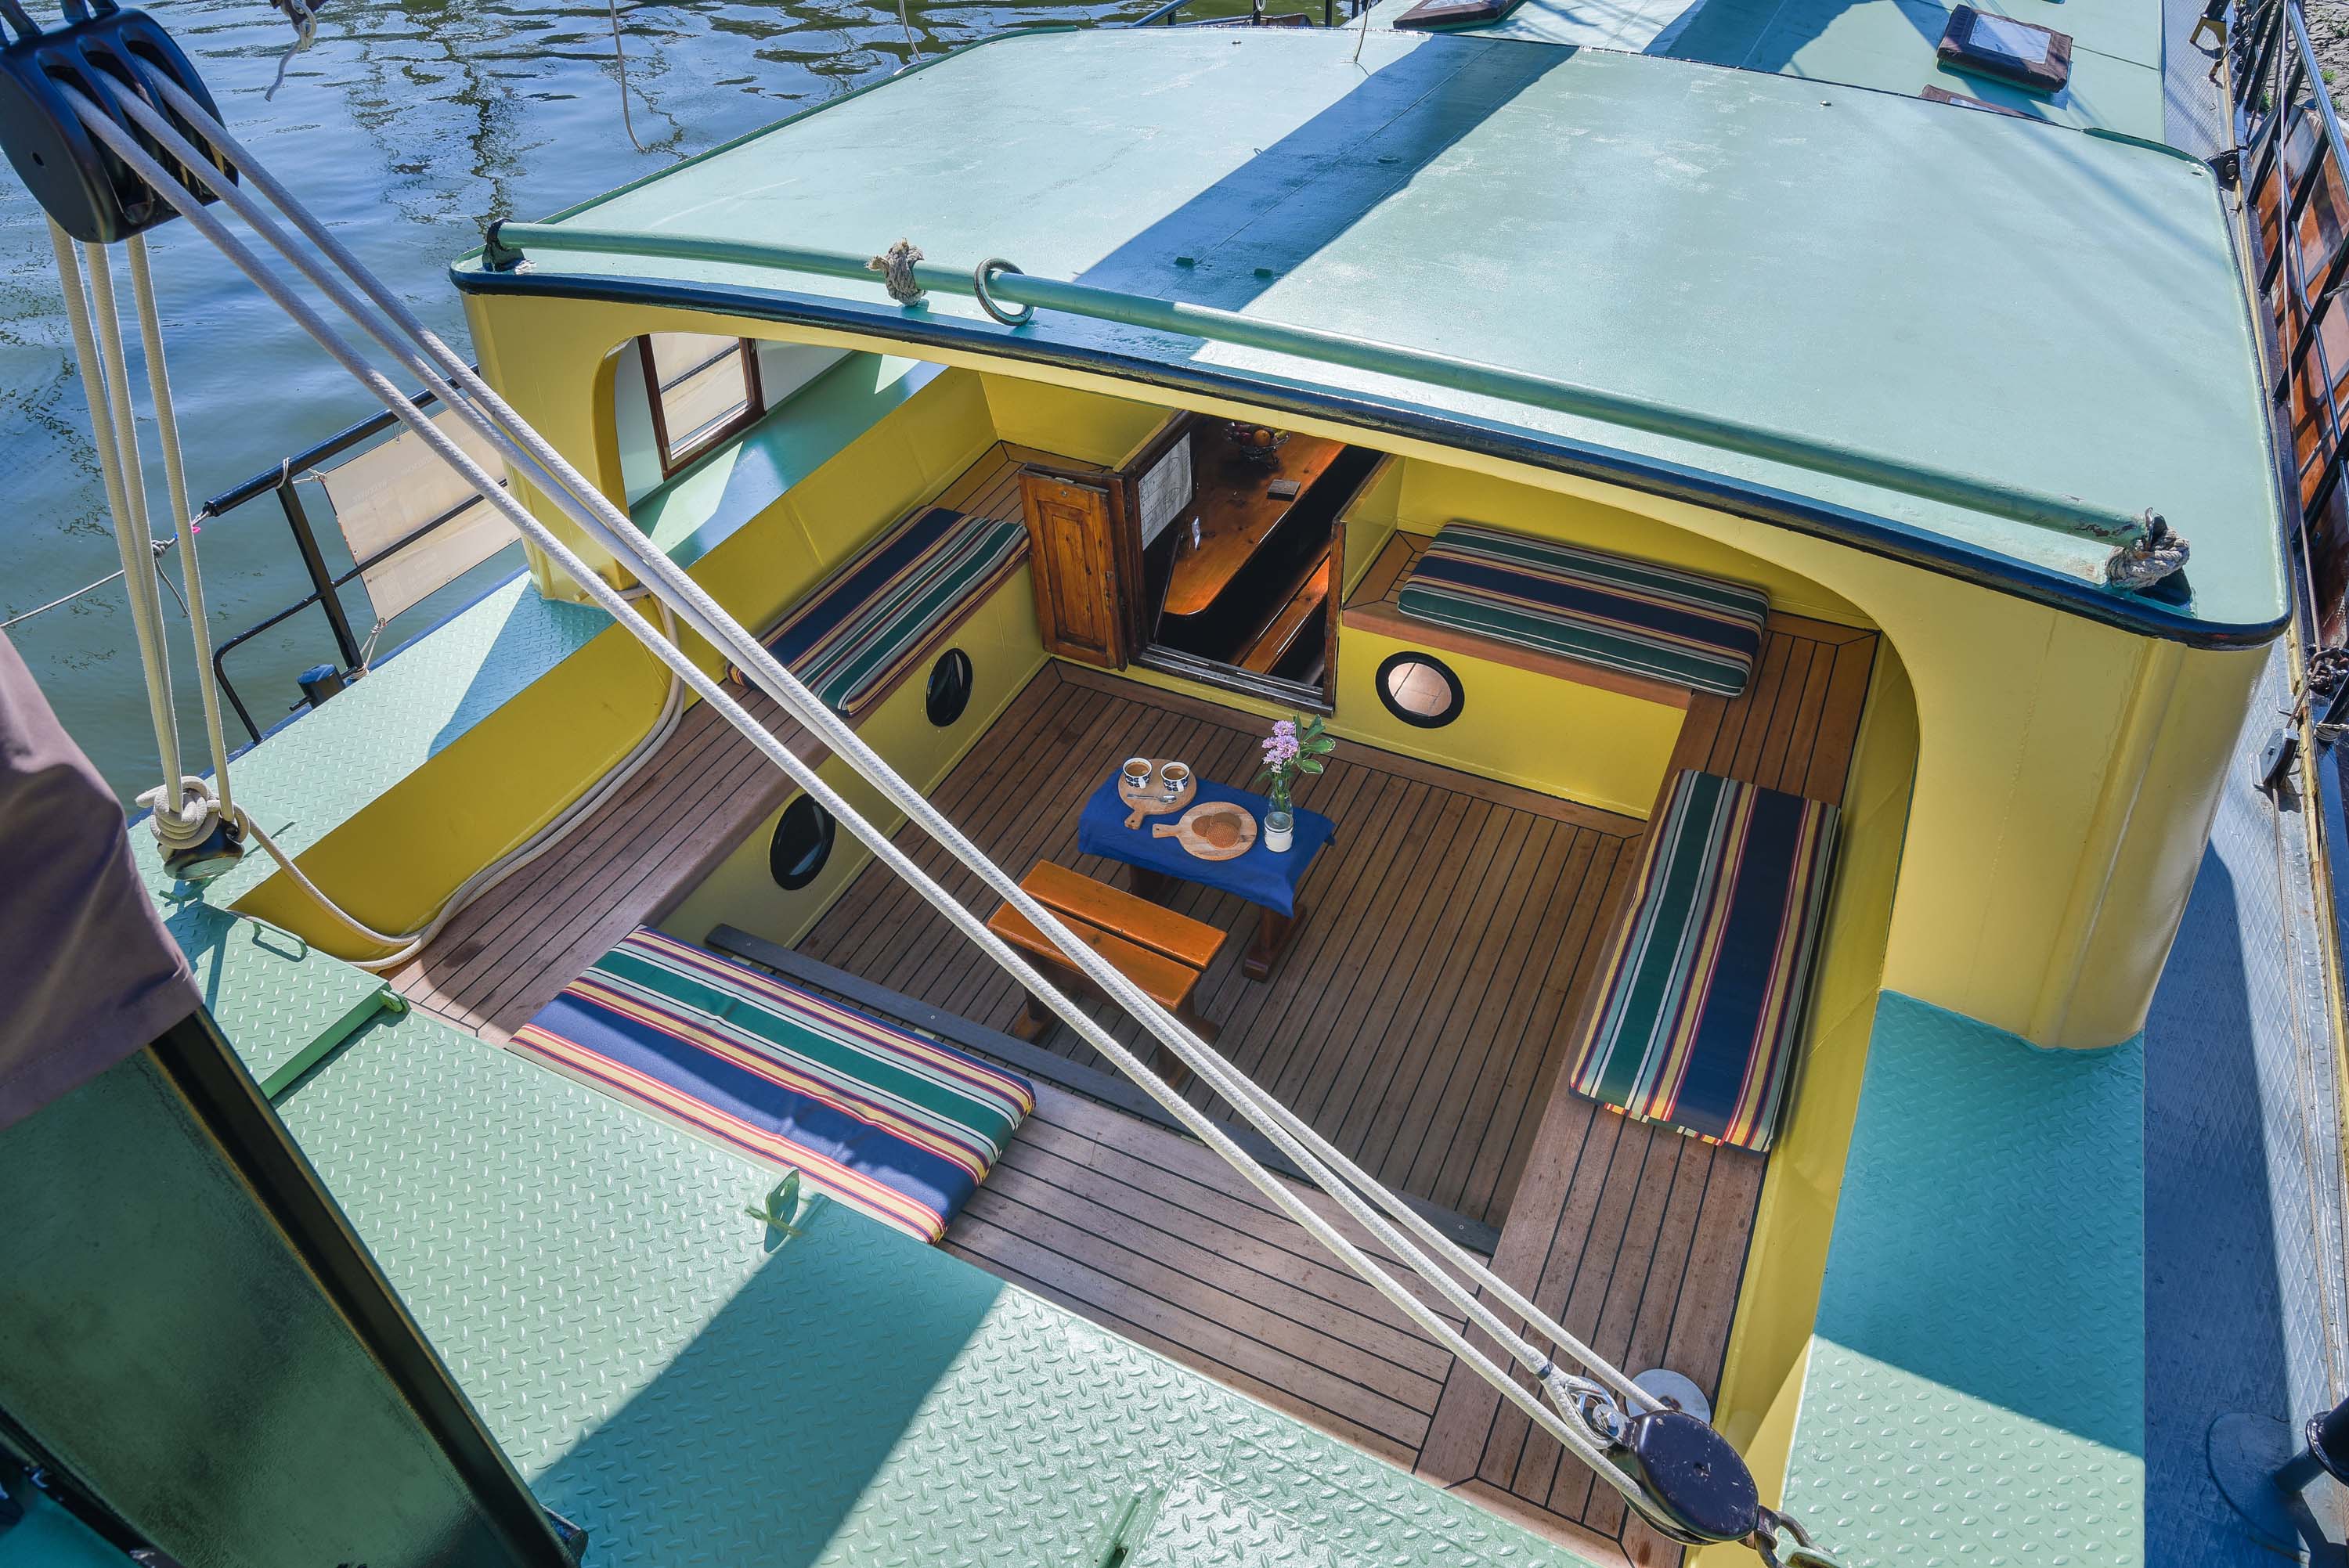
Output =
[
  {"x1": 769, "y1": 796, "x2": 836, "y2": 890},
  {"x1": 642, "y1": 332, "x2": 765, "y2": 476},
  {"x1": 926, "y1": 648, "x2": 974, "y2": 728},
  {"x1": 1376, "y1": 651, "x2": 1463, "y2": 728}
]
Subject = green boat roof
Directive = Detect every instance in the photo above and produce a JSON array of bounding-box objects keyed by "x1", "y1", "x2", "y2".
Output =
[
  {"x1": 1362, "y1": 0, "x2": 2165, "y2": 136},
  {"x1": 456, "y1": 27, "x2": 2284, "y2": 646}
]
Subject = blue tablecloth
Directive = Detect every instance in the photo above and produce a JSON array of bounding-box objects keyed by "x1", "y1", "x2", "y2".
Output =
[{"x1": 1076, "y1": 772, "x2": 1334, "y2": 917}]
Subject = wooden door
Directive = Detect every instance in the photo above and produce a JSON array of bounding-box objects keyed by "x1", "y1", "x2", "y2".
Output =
[{"x1": 1019, "y1": 470, "x2": 1125, "y2": 667}]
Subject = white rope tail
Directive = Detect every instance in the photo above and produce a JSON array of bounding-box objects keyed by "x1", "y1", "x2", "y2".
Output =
[{"x1": 70, "y1": 72, "x2": 1842, "y2": 1565}]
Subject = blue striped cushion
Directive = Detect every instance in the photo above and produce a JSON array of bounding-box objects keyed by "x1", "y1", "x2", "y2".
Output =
[
  {"x1": 1568, "y1": 770, "x2": 1838, "y2": 1152},
  {"x1": 513, "y1": 928, "x2": 1034, "y2": 1242},
  {"x1": 1396, "y1": 524, "x2": 1769, "y2": 697},
  {"x1": 748, "y1": 505, "x2": 1027, "y2": 717}
]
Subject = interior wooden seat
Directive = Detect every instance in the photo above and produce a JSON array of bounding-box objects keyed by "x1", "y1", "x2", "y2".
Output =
[{"x1": 987, "y1": 861, "x2": 1230, "y2": 1086}]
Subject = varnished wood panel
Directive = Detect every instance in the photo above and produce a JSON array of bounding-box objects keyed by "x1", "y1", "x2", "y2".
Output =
[{"x1": 1020, "y1": 469, "x2": 1124, "y2": 666}]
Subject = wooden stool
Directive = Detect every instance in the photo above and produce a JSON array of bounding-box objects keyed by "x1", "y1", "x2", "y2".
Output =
[{"x1": 986, "y1": 861, "x2": 1229, "y2": 1090}]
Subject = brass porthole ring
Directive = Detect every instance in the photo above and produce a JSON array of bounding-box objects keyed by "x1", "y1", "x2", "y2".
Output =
[{"x1": 973, "y1": 258, "x2": 1034, "y2": 326}]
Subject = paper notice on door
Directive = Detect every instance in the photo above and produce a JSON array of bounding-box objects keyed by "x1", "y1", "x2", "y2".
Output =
[{"x1": 1139, "y1": 435, "x2": 1194, "y2": 549}]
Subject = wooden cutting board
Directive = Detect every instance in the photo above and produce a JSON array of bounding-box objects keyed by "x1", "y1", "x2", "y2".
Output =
[
  {"x1": 1119, "y1": 762, "x2": 1196, "y2": 829},
  {"x1": 1152, "y1": 801, "x2": 1257, "y2": 861}
]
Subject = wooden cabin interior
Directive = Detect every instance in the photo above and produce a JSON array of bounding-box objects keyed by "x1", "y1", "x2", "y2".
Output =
[{"x1": 375, "y1": 333, "x2": 1916, "y2": 1568}]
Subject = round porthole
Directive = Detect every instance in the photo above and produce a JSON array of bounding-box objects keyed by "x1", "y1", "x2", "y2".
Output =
[
  {"x1": 926, "y1": 647, "x2": 974, "y2": 728},
  {"x1": 1375, "y1": 651, "x2": 1464, "y2": 728},
  {"x1": 768, "y1": 796, "x2": 835, "y2": 890}
]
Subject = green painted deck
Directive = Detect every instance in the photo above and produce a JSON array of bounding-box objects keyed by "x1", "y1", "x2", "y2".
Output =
[
  {"x1": 131, "y1": 573, "x2": 612, "y2": 914},
  {"x1": 272, "y1": 1004, "x2": 1607, "y2": 1568},
  {"x1": 1362, "y1": 0, "x2": 2164, "y2": 135},
  {"x1": 456, "y1": 27, "x2": 2282, "y2": 643},
  {"x1": 1777, "y1": 991, "x2": 2144, "y2": 1566}
]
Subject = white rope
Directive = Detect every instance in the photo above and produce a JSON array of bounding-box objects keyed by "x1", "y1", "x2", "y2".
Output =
[
  {"x1": 607, "y1": 0, "x2": 655, "y2": 155},
  {"x1": 241, "y1": 599, "x2": 685, "y2": 971},
  {"x1": 127, "y1": 233, "x2": 235, "y2": 818},
  {"x1": 125, "y1": 65, "x2": 1674, "y2": 1436},
  {"x1": 47, "y1": 224, "x2": 187, "y2": 822},
  {"x1": 93, "y1": 81, "x2": 1719, "y2": 1533}
]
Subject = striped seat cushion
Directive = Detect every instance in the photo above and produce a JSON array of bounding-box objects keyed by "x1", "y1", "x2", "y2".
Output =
[
  {"x1": 513, "y1": 927, "x2": 1034, "y2": 1242},
  {"x1": 745, "y1": 504, "x2": 1028, "y2": 718},
  {"x1": 1568, "y1": 770, "x2": 1838, "y2": 1152},
  {"x1": 1395, "y1": 523, "x2": 1769, "y2": 697}
]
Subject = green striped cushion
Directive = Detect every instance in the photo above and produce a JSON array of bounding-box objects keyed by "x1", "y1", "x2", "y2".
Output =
[
  {"x1": 1568, "y1": 770, "x2": 1838, "y2": 1153},
  {"x1": 745, "y1": 505, "x2": 1028, "y2": 718},
  {"x1": 514, "y1": 927, "x2": 1034, "y2": 1242},
  {"x1": 1395, "y1": 524, "x2": 1768, "y2": 697}
]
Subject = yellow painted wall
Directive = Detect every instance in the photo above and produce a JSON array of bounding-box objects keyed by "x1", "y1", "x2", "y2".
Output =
[
  {"x1": 1389, "y1": 460, "x2": 1874, "y2": 629},
  {"x1": 232, "y1": 311, "x2": 994, "y2": 956},
  {"x1": 1341, "y1": 456, "x2": 1404, "y2": 597},
  {"x1": 341, "y1": 294, "x2": 2265, "y2": 1050},
  {"x1": 659, "y1": 571, "x2": 1048, "y2": 950},
  {"x1": 1694, "y1": 649, "x2": 1921, "y2": 1553},
  {"x1": 232, "y1": 618, "x2": 671, "y2": 950},
  {"x1": 980, "y1": 373, "x2": 1167, "y2": 466},
  {"x1": 1333, "y1": 625, "x2": 1681, "y2": 820}
]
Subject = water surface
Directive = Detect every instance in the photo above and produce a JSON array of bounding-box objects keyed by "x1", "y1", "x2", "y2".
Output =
[{"x1": 0, "y1": 0, "x2": 1142, "y2": 798}]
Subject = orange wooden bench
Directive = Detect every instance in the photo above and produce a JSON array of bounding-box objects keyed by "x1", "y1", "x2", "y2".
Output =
[{"x1": 987, "y1": 861, "x2": 1229, "y2": 1089}]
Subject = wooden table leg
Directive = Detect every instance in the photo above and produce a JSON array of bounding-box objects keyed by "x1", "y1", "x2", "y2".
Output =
[
  {"x1": 1244, "y1": 906, "x2": 1301, "y2": 982},
  {"x1": 1012, "y1": 986, "x2": 1054, "y2": 1042},
  {"x1": 1128, "y1": 865, "x2": 1174, "y2": 906}
]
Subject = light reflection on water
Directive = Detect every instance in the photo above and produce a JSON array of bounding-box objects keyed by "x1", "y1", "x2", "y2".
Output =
[{"x1": 0, "y1": 0, "x2": 1142, "y2": 798}]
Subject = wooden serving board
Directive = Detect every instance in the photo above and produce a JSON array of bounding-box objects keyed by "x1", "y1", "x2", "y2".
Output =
[
  {"x1": 1152, "y1": 801, "x2": 1257, "y2": 861},
  {"x1": 1119, "y1": 762, "x2": 1196, "y2": 829}
]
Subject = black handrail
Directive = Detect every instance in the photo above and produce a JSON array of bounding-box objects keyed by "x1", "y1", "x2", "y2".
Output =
[
  {"x1": 1129, "y1": 0, "x2": 1355, "y2": 27},
  {"x1": 200, "y1": 382, "x2": 455, "y2": 744}
]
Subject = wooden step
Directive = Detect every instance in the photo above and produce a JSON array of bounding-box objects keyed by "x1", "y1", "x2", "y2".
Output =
[{"x1": 1237, "y1": 553, "x2": 1331, "y2": 675}]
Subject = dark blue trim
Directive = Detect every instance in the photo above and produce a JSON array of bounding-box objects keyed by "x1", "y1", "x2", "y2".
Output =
[{"x1": 449, "y1": 268, "x2": 2288, "y2": 651}]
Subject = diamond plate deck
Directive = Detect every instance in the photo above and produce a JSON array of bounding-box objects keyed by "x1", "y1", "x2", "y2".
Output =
[
  {"x1": 276, "y1": 1009, "x2": 1602, "y2": 1568},
  {"x1": 161, "y1": 899, "x2": 392, "y2": 1096},
  {"x1": 133, "y1": 573, "x2": 612, "y2": 911},
  {"x1": 1778, "y1": 990, "x2": 2144, "y2": 1567}
]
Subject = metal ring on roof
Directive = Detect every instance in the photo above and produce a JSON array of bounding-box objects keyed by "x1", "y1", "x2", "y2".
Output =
[{"x1": 972, "y1": 258, "x2": 1033, "y2": 326}]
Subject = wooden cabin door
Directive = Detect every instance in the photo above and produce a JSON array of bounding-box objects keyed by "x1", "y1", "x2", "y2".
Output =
[{"x1": 1019, "y1": 469, "x2": 1127, "y2": 667}]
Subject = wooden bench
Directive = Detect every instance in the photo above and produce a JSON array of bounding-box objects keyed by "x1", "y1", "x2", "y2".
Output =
[{"x1": 986, "y1": 862, "x2": 1229, "y2": 1089}]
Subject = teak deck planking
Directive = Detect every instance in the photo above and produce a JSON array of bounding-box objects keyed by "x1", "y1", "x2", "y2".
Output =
[
  {"x1": 400, "y1": 428, "x2": 1880, "y2": 1568},
  {"x1": 802, "y1": 661, "x2": 1646, "y2": 1231},
  {"x1": 1415, "y1": 615, "x2": 1878, "y2": 1564},
  {"x1": 385, "y1": 442, "x2": 1042, "y2": 1037}
]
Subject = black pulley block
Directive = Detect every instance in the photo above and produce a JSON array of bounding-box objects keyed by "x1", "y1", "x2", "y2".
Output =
[
  {"x1": 0, "y1": 0, "x2": 232, "y2": 243},
  {"x1": 1619, "y1": 1407, "x2": 1762, "y2": 1544}
]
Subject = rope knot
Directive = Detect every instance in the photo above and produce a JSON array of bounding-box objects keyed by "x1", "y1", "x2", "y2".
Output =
[
  {"x1": 866, "y1": 239, "x2": 926, "y2": 308},
  {"x1": 2104, "y1": 510, "x2": 2189, "y2": 589}
]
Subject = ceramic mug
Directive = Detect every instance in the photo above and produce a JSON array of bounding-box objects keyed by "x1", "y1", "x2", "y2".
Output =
[
  {"x1": 1122, "y1": 758, "x2": 1153, "y2": 791},
  {"x1": 1160, "y1": 761, "x2": 1191, "y2": 802}
]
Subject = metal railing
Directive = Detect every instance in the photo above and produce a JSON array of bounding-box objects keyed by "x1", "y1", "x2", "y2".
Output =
[
  {"x1": 202, "y1": 383, "x2": 475, "y2": 744},
  {"x1": 1129, "y1": 0, "x2": 1356, "y2": 29},
  {"x1": 2230, "y1": 0, "x2": 2349, "y2": 659}
]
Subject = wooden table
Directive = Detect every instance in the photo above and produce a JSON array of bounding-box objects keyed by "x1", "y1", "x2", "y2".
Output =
[
  {"x1": 1076, "y1": 771, "x2": 1335, "y2": 982},
  {"x1": 1160, "y1": 426, "x2": 1344, "y2": 619},
  {"x1": 985, "y1": 861, "x2": 1229, "y2": 1088}
]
